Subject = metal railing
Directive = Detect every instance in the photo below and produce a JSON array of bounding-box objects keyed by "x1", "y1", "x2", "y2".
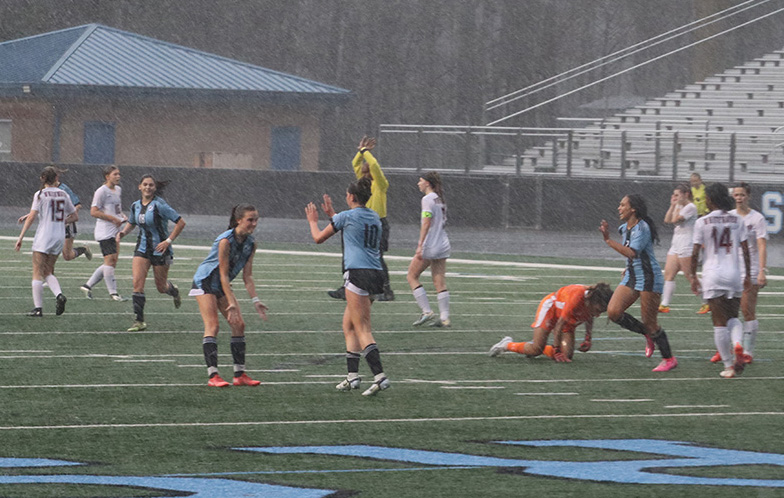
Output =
[{"x1": 378, "y1": 123, "x2": 784, "y2": 182}]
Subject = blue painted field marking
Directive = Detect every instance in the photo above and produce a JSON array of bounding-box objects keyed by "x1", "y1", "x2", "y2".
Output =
[
  {"x1": 0, "y1": 458, "x2": 81, "y2": 468},
  {"x1": 243, "y1": 439, "x2": 784, "y2": 487},
  {"x1": 0, "y1": 458, "x2": 335, "y2": 498}
]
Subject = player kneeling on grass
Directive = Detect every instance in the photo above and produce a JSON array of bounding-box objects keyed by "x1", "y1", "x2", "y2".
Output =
[
  {"x1": 189, "y1": 204, "x2": 268, "y2": 387},
  {"x1": 489, "y1": 283, "x2": 613, "y2": 362}
]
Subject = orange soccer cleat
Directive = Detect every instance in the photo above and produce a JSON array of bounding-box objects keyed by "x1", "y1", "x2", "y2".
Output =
[
  {"x1": 233, "y1": 373, "x2": 261, "y2": 386},
  {"x1": 207, "y1": 375, "x2": 230, "y2": 387}
]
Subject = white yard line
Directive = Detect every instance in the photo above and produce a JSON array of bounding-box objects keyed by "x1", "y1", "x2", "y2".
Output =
[
  {"x1": 2, "y1": 236, "x2": 782, "y2": 278},
  {"x1": 1, "y1": 376, "x2": 782, "y2": 389},
  {"x1": 1, "y1": 411, "x2": 782, "y2": 431}
]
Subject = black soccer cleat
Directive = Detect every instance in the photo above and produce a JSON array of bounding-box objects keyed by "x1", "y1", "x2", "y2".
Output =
[
  {"x1": 55, "y1": 294, "x2": 67, "y2": 316},
  {"x1": 327, "y1": 287, "x2": 346, "y2": 300}
]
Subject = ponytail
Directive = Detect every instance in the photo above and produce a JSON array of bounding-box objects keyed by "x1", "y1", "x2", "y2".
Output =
[
  {"x1": 348, "y1": 176, "x2": 373, "y2": 206},
  {"x1": 626, "y1": 194, "x2": 659, "y2": 244},
  {"x1": 139, "y1": 174, "x2": 171, "y2": 196},
  {"x1": 228, "y1": 204, "x2": 257, "y2": 229},
  {"x1": 423, "y1": 171, "x2": 446, "y2": 205}
]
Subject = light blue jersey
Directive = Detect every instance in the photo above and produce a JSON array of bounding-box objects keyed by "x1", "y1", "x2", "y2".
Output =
[
  {"x1": 192, "y1": 229, "x2": 255, "y2": 294},
  {"x1": 331, "y1": 207, "x2": 382, "y2": 271},
  {"x1": 128, "y1": 197, "x2": 182, "y2": 257},
  {"x1": 58, "y1": 182, "x2": 80, "y2": 206},
  {"x1": 618, "y1": 220, "x2": 663, "y2": 293}
]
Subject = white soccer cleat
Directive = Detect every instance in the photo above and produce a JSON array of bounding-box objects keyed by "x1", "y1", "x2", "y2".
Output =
[
  {"x1": 719, "y1": 367, "x2": 736, "y2": 378},
  {"x1": 336, "y1": 376, "x2": 361, "y2": 392},
  {"x1": 361, "y1": 377, "x2": 390, "y2": 396},
  {"x1": 412, "y1": 311, "x2": 435, "y2": 326},
  {"x1": 80, "y1": 285, "x2": 93, "y2": 300},
  {"x1": 111, "y1": 293, "x2": 129, "y2": 302},
  {"x1": 489, "y1": 336, "x2": 513, "y2": 357}
]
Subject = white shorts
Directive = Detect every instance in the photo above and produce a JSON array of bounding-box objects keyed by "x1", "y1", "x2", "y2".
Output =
[
  {"x1": 702, "y1": 288, "x2": 743, "y2": 300},
  {"x1": 701, "y1": 271, "x2": 743, "y2": 300},
  {"x1": 667, "y1": 237, "x2": 692, "y2": 258},
  {"x1": 31, "y1": 234, "x2": 64, "y2": 256}
]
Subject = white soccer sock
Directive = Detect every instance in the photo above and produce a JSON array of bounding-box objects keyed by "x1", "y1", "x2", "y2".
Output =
[
  {"x1": 437, "y1": 290, "x2": 450, "y2": 321},
  {"x1": 103, "y1": 265, "x2": 117, "y2": 294},
  {"x1": 32, "y1": 280, "x2": 44, "y2": 308},
  {"x1": 86, "y1": 265, "x2": 105, "y2": 288},
  {"x1": 413, "y1": 286, "x2": 432, "y2": 314},
  {"x1": 714, "y1": 326, "x2": 732, "y2": 368},
  {"x1": 661, "y1": 280, "x2": 676, "y2": 307},
  {"x1": 743, "y1": 319, "x2": 759, "y2": 356},
  {"x1": 727, "y1": 317, "x2": 743, "y2": 348},
  {"x1": 44, "y1": 274, "x2": 62, "y2": 296}
]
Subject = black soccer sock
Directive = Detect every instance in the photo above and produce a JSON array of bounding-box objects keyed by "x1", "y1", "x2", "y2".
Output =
[
  {"x1": 346, "y1": 351, "x2": 361, "y2": 375},
  {"x1": 230, "y1": 336, "x2": 246, "y2": 376},
  {"x1": 362, "y1": 343, "x2": 384, "y2": 377},
  {"x1": 652, "y1": 328, "x2": 673, "y2": 359},
  {"x1": 165, "y1": 281, "x2": 177, "y2": 296},
  {"x1": 132, "y1": 292, "x2": 145, "y2": 322},
  {"x1": 202, "y1": 337, "x2": 219, "y2": 372},
  {"x1": 613, "y1": 313, "x2": 648, "y2": 336},
  {"x1": 380, "y1": 254, "x2": 391, "y2": 290}
]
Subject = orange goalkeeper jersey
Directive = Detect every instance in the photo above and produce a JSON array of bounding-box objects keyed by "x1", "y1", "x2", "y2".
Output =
[{"x1": 531, "y1": 284, "x2": 592, "y2": 333}]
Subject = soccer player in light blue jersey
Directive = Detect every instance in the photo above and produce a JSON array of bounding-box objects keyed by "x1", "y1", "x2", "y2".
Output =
[
  {"x1": 189, "y1": 204, "x2": 268, "y2": 388},
  {"x1": 600, "y1": 194, "x2": 678, "y2": 372},
  {"x1": 116, "y1": 175, "x2": 186, "y2": 332},
  {"x1": 306, "y1": 177, "x2": 390, "y2": 396}
]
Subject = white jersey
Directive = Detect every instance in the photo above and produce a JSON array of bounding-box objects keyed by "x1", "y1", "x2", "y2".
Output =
[
  {"x1": 420, "y1": 192, "x2": 451, "y2": 260},
  {"x1": 693, "y1": 210, "x2": 748, "y2": 299},
  {"x1": 30, "y1": 187, "x2": 76, "y2": 255},
  {"x1": 730, "y1": 208, "x2": 768, "y2": 284},
  {"x1": 668, "y1": 202, "x2": 698, "y2": 257},
  {"x1": 91, "y1": 184, "x2": 123, "y2": 241}
]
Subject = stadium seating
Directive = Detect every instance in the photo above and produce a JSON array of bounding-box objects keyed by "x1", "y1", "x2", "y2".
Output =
[{"x1": 511, "y1": 46, "x2": 784, "y2": 181}]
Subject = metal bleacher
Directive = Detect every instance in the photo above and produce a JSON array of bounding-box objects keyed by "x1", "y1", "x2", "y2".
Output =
[{"x1": 511, "y1": 47, "x2": 784, "y2": 181}]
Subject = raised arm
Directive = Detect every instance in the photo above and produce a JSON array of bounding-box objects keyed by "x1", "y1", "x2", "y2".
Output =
[
  {"x1": 599, "y1": 220, "x2": 636, "y2": 259},
  {"x1": 306, "y1": 202, "x2": 336, "y2": 244}
]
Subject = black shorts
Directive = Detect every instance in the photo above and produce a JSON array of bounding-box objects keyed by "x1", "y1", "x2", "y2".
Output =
[
  {"x1": 346, "y1": 269, "x2": 385, "y2": 295},
  {"x1": 134, "y1": 251, "x2": 172, "y2": 267},
  {"x1": 98, "y1": 238, "x2": 118, "y2": 256},
  {"x1": 191, "y1": 274, "x2": 226, "y2": 299},
  {"x1": 65, "y1": 222, "x2": 77, "y2": 239},
  {"x1": 380, "y1": 217, "x2": 390, "y2": 253}
]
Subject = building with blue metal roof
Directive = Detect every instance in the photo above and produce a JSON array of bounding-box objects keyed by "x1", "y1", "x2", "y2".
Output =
[{"x1": 0, "y1": 24, "x2": 351, "y2": 170}]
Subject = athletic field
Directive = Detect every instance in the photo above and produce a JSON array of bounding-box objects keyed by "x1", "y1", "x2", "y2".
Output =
[{"x1": 1, "y1": 233, "x2": 782, "y2": 497}]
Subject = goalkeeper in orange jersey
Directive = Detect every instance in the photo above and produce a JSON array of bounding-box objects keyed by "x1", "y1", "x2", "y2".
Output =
[{"x1": 489, "y1": 283, "x2": 613, "y2": 362}]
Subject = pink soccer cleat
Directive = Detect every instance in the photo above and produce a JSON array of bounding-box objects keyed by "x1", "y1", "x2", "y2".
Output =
[
  {"x1": 652, "y1": 357, "x2": 678, "y2": 372},
  {"x1": 645, "y1": 335, "x2": 655, "y2": 358}
]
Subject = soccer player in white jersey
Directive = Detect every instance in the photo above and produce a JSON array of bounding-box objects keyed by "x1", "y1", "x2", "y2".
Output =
[
  {"x1": 691, "y1": 183, "x2": 751, "y2": 378},
  {"x1": 659, "y1": 184, "x2": 699, "y2": 313},
  {"x1": 707, "y1": 182, "x2": 768, "y2": 364},
  {"x1": 15, "y1": 166, "x2": 77, "y2": 316},
  {"x1": 81, "y1": 166, "x2": 128, "y2": 301},
  {"x1": 407, "y1": 171, "x2": 452, "y2": 327}
]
